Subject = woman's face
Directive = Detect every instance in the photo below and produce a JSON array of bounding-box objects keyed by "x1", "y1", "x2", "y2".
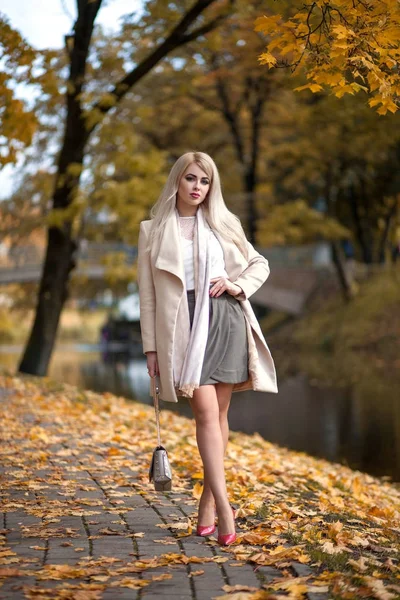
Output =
[{"x1": 176, "y1": 162, "x2": 211, "y2": 216}]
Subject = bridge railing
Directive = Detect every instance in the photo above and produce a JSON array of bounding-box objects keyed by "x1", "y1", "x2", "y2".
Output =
[{"x1": 0, "y1": 242, "x2": 138, "y2": 270}]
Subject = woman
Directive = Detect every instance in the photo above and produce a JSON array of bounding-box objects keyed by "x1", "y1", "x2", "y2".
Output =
[{"x1": 137, "y1": 151, "x2": 278, "y2": 546}]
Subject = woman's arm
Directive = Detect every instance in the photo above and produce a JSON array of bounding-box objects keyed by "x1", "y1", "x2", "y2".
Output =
[
  {"x1": 137, "y1": 221, "x2": 157, "y2": 354},
  {"x1": 232, "y1": 240, "x2": 270, "y2": 301}
]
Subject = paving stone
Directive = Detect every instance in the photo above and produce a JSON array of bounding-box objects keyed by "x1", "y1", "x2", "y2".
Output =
[
  {"x1": 193, "y1": 576, "x2": 226, "y2": 590},
  {"x1": 0, "y1": 578, "x2": 37, "y2": 600},
  {"x1": 180, "y1": 541, "x2": 215, "y2": 557},
  {"x1": 149, "y1": 578, "x2": 191, "y2": 593},
  {"x1": 7, "y1": 534, "x2": 45, "y2": 547},
  {"x1": 224, "y1": 563, "x2": 260, "y2": 587},
  {"x1": 292, "y1": 561, "x2": 314, "y2": 577},
  {"x1": 6, "y1": 513, "x2": 42, "y2": 528},
  {"x1": 91, "y1": 537, "x2": 134, "y2": 558},
  {"x1": 142, "y1": 595, "x2": 192, "y2": 600},
  {"x1": 102, "y1": 588, "x2": 139, "y2": 599},
  {"x1": 74, "y1": 489, "x2": 107, "y2": 500},
  {"x1": 255, "y1": 565, "x2": 284, "y2": 581},
  {"x1": 197, "y1": 593, "x2": 222, "y2": 600},
  {"x1": 45, "y1": 555, "x2": 86, "y2": 565}
]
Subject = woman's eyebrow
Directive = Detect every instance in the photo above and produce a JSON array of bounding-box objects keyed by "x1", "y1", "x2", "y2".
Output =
[{"x1": 186, "y1": 173, "x2": 209, "y2": 179}]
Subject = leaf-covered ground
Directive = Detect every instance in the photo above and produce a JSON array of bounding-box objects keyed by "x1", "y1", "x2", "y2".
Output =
[{"x1": 0, "y1": 374, "x2": 399, "y2": 600}]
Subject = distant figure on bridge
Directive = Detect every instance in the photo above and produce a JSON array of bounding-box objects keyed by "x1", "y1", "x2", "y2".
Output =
[{"x1": 137, "y1": 151, "x2": 278, "y2": 548}]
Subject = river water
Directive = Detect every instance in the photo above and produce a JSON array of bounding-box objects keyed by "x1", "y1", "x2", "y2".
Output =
[{"x1": 1, "y1": 344, "x2": 399, "y2": 484}]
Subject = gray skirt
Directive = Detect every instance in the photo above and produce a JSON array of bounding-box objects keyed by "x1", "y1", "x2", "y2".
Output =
[{"x1": 187, "y1": 287, "x2": 249, "y2": 386}]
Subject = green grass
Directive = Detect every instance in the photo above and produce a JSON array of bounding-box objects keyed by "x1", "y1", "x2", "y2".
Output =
[
  {"x1": 306, "y1": 547, "x2": 351, "y2": 571},
  {"x1": 254, "y1": 503, "x2": 270, "y2": 520},
  {"x1": 293, "y1": 269, "x2": 400, "y2": 350}
]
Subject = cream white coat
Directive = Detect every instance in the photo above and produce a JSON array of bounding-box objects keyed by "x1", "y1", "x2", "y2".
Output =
[{"x1": 137, "y1": 212, "x2": 278, "y2": 402}]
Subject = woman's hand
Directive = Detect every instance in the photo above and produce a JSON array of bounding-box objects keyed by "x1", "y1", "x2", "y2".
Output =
[
  {"x1": 146, "y1": 351, "x2": 159, "y2": 377},
  {"x1": 209, "y1": 277, "x2": 243, "y2": 298}
]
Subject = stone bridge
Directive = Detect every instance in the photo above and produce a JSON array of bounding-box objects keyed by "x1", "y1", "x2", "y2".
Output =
[{"x1": 0, "y1": 242, "x2": 334, "y2": 315}]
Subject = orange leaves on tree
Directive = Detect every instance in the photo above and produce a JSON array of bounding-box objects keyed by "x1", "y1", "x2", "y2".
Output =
[
  {"x1": 0, "y1": 15, "x2": 38, "y2": 167},
  {"x1": 255, "y1": 0, "x2": 400, "y2": 114}
]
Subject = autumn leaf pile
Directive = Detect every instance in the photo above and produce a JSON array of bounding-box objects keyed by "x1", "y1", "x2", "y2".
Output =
[{"x1": 0, "y1": 374, "x2": 399, "y2": 600}]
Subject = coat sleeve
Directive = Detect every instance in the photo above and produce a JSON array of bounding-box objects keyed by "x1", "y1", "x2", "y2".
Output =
[
  {"x1": 137, "y1": 221, "x2": 157, "y2": 354},
  {"x1": 231, "y1": 240, "x2": 270, "y2": 301}
]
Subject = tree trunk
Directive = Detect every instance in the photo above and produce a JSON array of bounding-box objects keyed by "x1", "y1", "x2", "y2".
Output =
[
  {"x1": 214, "y1": 74, "x2": 266, "y2": 244},
  {"x1": 246, "y1": 80, "x2": 265, "y2": 245},
  {"x1": 348, "y1": 183, "x2": 373, "y2": 264},
  {"x1": 325, "y1": 168, "x2": 355, "y2": 301},
  {"x1": 19, "y1": 226, "x2": 76, "y2": 374},
  {"x1": 331, "y1": 240, "x2": 354, "y2": 302},
  {"x1": 245, "y1": 170, "x2": 257, "y2": 244},
  {"x1": 377, "y1": 197, "x2": 398, "y2": 264}
]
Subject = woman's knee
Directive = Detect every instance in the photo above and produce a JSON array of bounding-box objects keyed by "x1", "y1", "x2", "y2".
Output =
[
  {"x1": 216, "y1": 383, "x2": 232, "y2": 419},
  {"x1": 218, "y1": 407, "x2": 229, "y2": 423},
  {"x1": 196, "y1": 409, "x2": 219, "y2": 428},
  {"x1": 191, "y1": 387, "x2": 219, "y2": 426}
]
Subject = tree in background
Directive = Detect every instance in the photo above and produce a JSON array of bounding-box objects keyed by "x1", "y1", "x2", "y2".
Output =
[
  {"x1": 264, "y1": 91, "x2": 400, "y2": 262},
  {"x1": 255, "y1": 0, "x2": 400, "y2": 115},
  {"x1": 132, "y1": 0, "x2": 291, "y2": 242},
  {"x1": 257, "y1": 87, "x2": 400, "y2": 297},
  {"x1": 120, "y1": 1, "x2": 357, "y2": 250},
  {"x1": 16, "y1": 0, "x2": 235, "y2": 376},
  {"x1": 184, "y1": 0, "x2": 284, "y2": 242}
]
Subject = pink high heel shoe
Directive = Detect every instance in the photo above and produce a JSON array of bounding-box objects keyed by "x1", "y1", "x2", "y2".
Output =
[
  {"x1": 196, "y1": 507, "x2": 217, "y2": 537},
  {"x1": 217, "y1": 532, "x2": 236, "y2": 546},
  {"x1": 196, "y1": 523, "x2": 216, "y2": 537},
  {"x1": 217, "y1": 506, "x2": 236, "y2": 546},
  {"x1": 197, "y1": 505, "x2": 236, "y2": 538}
]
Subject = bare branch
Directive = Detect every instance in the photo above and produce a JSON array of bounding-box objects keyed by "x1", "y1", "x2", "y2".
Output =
[{"x1": 91, "y1": 0, "x2": 232, "y2": 128}]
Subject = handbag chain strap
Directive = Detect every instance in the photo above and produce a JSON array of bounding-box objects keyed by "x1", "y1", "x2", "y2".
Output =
[{"x1": 150, "y1": 376, "x2": 162, "y2": 447}]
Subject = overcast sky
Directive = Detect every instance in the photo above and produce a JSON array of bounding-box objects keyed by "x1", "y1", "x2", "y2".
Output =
[
  {"x1": 0, "y1": 0, "x2": 143, "y2": 49},
  {"x1": 0, "y1": 0, "x2": 143, "y2": 197}
]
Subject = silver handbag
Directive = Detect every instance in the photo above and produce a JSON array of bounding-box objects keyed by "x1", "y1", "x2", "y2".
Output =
[{"x1": 148, "y1": 376, "x2": 172, "y2": 491}]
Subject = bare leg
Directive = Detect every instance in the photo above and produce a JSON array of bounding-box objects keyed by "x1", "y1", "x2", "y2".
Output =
[
  {"x1": 190, "y1": 384, "x2": 234, "y2": 534},
  {"x1": 201, "y1": 383, "x2": 233, "y2": 508}
]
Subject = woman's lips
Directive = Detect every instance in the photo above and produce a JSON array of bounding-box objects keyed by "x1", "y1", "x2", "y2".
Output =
[{"x1": 190, "y1": 193, "x2": 200, "y2": 198}]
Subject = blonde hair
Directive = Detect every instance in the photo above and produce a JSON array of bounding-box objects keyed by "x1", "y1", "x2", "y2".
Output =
[{"x1": 147, "y1": 151, "x2": 248, "y2": 256}]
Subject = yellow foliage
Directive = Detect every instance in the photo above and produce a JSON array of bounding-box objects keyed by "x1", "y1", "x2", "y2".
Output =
[
  {"x1": 0, "y1": 16, "x2": 37, "y2": 166},
  {"x1": 257, "y1": 199, "x2": 351, "y2": 247},
  {"x1": 258, "y1": 51, "x2": 277, "y2": 68},
  {"x1": 255, "y1": 1, "x2": 400, "y2": 114}
]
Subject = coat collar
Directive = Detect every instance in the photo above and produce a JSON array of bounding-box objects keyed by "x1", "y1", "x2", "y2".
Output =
[
  {"x1": 154, "y1": 209, "x2": 185, "y2": 283},
  {"x1": 154, "y1": 208, "x2": 247, "y2": 284}
]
